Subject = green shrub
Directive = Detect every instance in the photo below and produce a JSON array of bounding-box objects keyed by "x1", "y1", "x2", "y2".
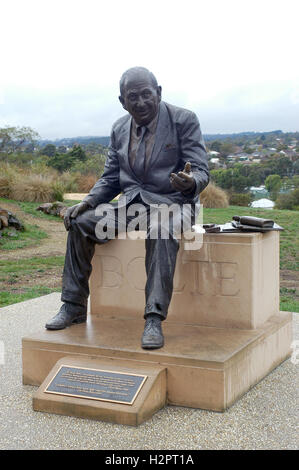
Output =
[
  {"x1": 71, "y1": 154, "x2": 106, "y2": 176},
  {"x1": 50, "y1": 181, "x2": 65, "y2": 202},
  {"x1": 275, "y1": 188, "x2": 299, "y2": 210},
  {"x1": 59, "y1": 171, "x2": 79, "y2": 192},
  {"x1": 229, "y1": 192, "x2": 252, "y2": 206}
]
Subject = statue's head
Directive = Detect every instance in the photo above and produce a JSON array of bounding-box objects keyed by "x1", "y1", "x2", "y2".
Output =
[{"x1": 119, "y1": 67, "x2": 162, "y2": 126}]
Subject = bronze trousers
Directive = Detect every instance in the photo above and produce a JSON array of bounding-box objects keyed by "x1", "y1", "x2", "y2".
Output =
[{"x1": 61, "y1": 197, "x2": 194, "y2": 320}]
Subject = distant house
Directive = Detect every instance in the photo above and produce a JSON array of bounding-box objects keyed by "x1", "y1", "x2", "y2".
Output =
[
  {"x1": 250, "y1": 186, "x2": 269, "y2": 199},
  {"x1": 227, "y1": 154, "x2": 239, "y2": 161}
]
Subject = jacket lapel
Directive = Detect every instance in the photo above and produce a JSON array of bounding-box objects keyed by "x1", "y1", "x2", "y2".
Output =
[
  {"x1": 146, "y1": 101, "x2": 170, "y2": 170},
  {"x1": 120, "y1": 115, "x2": 144, "y2": 182},
  {"x1": 120, "y1": 115, "x2": 132, "y2": 167}
]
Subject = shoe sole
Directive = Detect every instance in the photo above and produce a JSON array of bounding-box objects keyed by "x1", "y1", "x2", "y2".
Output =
[
  {"x1": 72, "y1": 315, "x2": 87, "y2": 324},
  {"x1": 141, "y1": 340, "x2": 164, "y2": 350},
  {"x1": 45, "y1": 315, "x2": 87, "y2": 330}
]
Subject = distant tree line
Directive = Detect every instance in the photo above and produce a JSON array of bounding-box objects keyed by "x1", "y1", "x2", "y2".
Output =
[
  {"x1": 210, "y1": 157, "x2": 297, "y2": 192},
  {"x1": 0, "y1": 126, "x2": 108, "y2": 178}
]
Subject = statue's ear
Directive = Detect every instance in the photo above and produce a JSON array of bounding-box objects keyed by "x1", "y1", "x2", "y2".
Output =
[
  {"x1": 119, "y1": 95, "x2": 127, "y2": 110},
  {"x1": 157, "y1": 86, "x2": 162, "y2": 101}
]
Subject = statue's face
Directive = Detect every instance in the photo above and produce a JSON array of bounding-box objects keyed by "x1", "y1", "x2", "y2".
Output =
[{"x1": 119, "y1": 73, "x2": 161, "y2": 126}]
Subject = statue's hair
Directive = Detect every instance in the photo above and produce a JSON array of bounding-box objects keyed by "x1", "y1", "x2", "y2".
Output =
[{"x1": 119, "y1": 67, "x2": 158, "y2": 96}]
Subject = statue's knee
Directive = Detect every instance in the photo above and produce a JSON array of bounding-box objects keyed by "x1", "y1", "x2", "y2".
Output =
[
  {"x1": 69, "y1": 214, "x2": 83, "y2": 231},
  {"x1": 148, "y1": 221, "x2": 175, "y2": 239}
]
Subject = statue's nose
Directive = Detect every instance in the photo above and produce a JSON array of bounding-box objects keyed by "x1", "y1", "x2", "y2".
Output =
[{"x1": 136, "y1": 96, "x2": 145, "y2": 107}]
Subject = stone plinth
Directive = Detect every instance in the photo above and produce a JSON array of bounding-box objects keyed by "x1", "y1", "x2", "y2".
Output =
[{"x1": 90, "y1": 231, "x2": 280, "y2": 329}]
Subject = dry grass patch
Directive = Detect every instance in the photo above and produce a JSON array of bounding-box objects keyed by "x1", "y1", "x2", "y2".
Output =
[
  {"x1": 0, "y1": 163, "x2": 78, "y2": 202},
  {"x1": 77, "y1": 174, "x2": 98, "y2": 192},
  {"x1": 200, "y1": 182, "x2": 229, "y2": 208}
]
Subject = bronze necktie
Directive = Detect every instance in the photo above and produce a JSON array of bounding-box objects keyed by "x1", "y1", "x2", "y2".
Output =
[{"x1": 133, "y1": 126, "x2": 147, "y2": 180}]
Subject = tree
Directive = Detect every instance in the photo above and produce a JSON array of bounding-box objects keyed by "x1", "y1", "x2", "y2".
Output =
[
  {"x1": 210, "y1": 167, "x2": 248, "y2": 192},
  {"x1": 68, "y1": 145, "x2": 87, "y2": 162},
  {"x1": 220, "y1": 141, "x2": 235, "y2": 157},
  {"x1": 47, "y1": 145, "x2": 87, "y2": 172},
  {"x1": 231, "y1": 172, "x2": 248, "y2": 193},
  {"x1": 40, "y1": 144, "x2": 56, "y2": 157},
  {"x1": 0, "y1": 126, "x2": 39, "y2": 154},
  {"x1": 266, "y1": 156, "x2": 293, "y2": 177},
  {"x1": 243, "y1": 145, "x2": 254, "y2": 154},
  {"x1": 265, "y1": 174, "x2": 282, "y2": 193},
  {"x1": 293, "y1": 159, "x2": 299, "y2": 175},
  {"x1": 58, "y1": 145, "x2": 67, "y2": 154},
  {"x1": 293, "y1": 175, "x2": 299, "y2": 188},
  {"x1": 210, "y1": 141, "x2": 222, "y2": 152},
  {"x1": 275, "y1": 188, "x2": 299, "y2": 210},
  {"x1": 24, "y1": 143, "x2": 35, "y2": 153},
  {"x1": 47, "y1": 152, "x2": 74, "y2": 172},
  {"x1": 265, "y1": 174, "x2": 282, "y2": 200}
]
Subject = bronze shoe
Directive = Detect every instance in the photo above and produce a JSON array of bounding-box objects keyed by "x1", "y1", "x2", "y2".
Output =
[
  {"x1": 141, "y1": 316, "x2": 164, "y2": 350},
  {"x1": 45, "y1": 303, "x2": 87, "y2": 330}
]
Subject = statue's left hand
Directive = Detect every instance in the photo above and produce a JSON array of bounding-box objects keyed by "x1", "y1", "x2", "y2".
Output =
[
  {"x1": 64, "y1": 201, "x2": 90, "y2": 231},
  {"x1": 170, "y1": 162, "x2": 196, "y2": 194}
]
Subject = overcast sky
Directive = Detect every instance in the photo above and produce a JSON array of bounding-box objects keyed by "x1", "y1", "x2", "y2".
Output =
[{"x1": 1, "y1": 0, "x2": 298, "y2": 139}]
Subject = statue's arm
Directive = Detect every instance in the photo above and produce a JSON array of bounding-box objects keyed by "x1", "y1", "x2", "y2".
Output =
[
  {"x1": 82, "y1": 129, "x2": 121, "y2": 208},
  {"x1": 173, "y1": 111, "x2": 209, "y2": 197}
]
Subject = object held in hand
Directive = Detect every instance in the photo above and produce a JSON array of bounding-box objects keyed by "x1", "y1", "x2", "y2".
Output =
[{"x1": 170, "y1": 161, "x2": 195, "y2": 193}]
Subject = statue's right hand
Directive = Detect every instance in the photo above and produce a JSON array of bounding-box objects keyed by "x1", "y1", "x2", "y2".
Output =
[{"x1": 64, "y1": 201, "x2": 90, "y2": 231}]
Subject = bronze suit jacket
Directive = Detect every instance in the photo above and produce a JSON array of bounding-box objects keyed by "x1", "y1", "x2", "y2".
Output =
[{"x1": 83, "y1": 101, "x2": 209, "y2": 209}]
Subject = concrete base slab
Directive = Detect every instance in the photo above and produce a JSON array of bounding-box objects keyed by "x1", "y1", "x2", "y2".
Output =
[
  {"x1": 33, "y1": 356, "x2": 166, "y2": 426},
  {"x1": 23, "y1": 311, "x2": 292, "y2": 412}
]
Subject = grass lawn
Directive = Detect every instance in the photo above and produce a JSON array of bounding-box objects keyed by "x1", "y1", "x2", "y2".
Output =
[
  {"x1": 0, "y1": 256, "x2": 65, "y2": 307},
  {"x1": 0, "y1": 223, "x2": 48, "y2": 250},
  {"x1": 0, "y1": 197, "x2": 81, "y2": 222},
  {"x1": 0, "y1": 197, "x2": 80, "y2": 250},
  {"x1": 0, "y1": 286, "x2": 61, "y2": 307},
  {"x1": 17, "y1": 199, "x2": 81, "y2": 220}
]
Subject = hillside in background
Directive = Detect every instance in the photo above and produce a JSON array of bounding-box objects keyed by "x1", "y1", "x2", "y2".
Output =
[
  {"x1": 38, "y1": 136, "x2": 110, "y2": 147},
  {"x1": 37, "y1": 130, "x2": 299, "y2": 148}
]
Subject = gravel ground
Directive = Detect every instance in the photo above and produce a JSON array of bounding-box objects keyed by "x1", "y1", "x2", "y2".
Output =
[{"x1": 0, "y1": 293, "x2": 298, "y2": 450}]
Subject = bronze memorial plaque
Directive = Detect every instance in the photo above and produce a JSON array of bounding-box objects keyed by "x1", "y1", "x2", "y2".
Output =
[{"x1": 44, "y1": 365, "x2": 147, "y2": 405}]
